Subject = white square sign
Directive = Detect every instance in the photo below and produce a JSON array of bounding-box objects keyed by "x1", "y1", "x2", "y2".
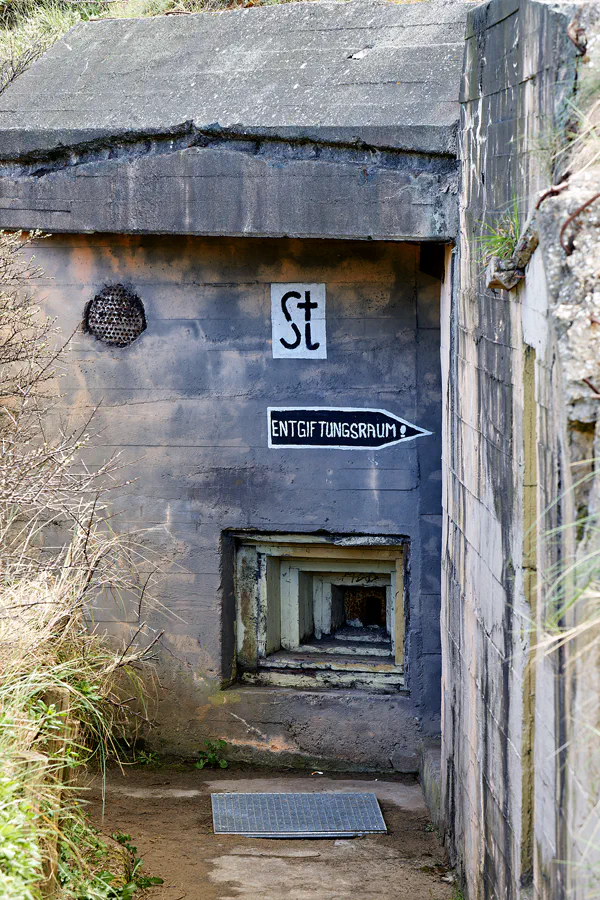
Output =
[{"x1": 270, "y1": 283, "x2": 327, "y2": 359}]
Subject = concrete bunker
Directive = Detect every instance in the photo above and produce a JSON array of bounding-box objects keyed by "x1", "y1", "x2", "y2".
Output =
[{"x1": 0, "y1": 0, "x2": 469, "y2": 769}]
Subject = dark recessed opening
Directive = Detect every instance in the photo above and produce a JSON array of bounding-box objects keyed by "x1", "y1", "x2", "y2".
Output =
[{"x1": 341, "y1": 586, "x2": 387, "y2": 628}]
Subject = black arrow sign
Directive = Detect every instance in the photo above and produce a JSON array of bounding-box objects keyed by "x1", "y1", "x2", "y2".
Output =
[{"x1": 268, "y1": 407, "x2": 432, "y2": 450}]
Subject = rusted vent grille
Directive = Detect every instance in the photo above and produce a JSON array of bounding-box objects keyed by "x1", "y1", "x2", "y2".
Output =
[{"x1": 85, "y1": 285, "x2": 146, "y2": 346}]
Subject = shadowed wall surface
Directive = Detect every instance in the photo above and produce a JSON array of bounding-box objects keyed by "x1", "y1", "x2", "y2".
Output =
[
  {"x1": 442, "y1": 1, "x2": 583, "y2": 898},
  {"x1": 35, "y1": 233, "x2": 443, "y2": 768}
]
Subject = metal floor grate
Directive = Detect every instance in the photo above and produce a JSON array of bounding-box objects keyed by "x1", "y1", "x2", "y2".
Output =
[{"x1": 211, "y1": 792, "x2": 387, "y2": 838}]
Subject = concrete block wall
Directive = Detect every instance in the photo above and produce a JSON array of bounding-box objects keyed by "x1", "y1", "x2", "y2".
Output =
[
  {"x1": 442, "y1": 1, "x2": 580, "y2": 898},
  {"x1": 34, "y1": 233, "x2": 443, "y2": 768}
]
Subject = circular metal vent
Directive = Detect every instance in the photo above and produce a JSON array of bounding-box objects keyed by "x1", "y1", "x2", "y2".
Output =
[{"x1": 85, "y1": 285, "x2": 146, "y2": 347}]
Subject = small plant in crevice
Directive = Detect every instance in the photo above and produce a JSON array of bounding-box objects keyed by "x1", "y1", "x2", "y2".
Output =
[
  {"x1": 113, "y1": 736, "x2": 163, "y2": 768},
  {"x1": 195, "y1": 739, "x2": 229, "y2": 769},
  {"x1": 474, "y1": 196, "x2": 521, "y2": 267}
]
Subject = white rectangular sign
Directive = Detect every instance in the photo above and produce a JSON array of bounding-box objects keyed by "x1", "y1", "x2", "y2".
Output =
[{"x1": 271, "y1": 283, "x2": 327, "y2": 359}]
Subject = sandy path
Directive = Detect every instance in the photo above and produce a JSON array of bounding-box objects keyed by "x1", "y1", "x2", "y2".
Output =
[{"x1": 86, "y1": 766, "x2": 454, "y2": 900}]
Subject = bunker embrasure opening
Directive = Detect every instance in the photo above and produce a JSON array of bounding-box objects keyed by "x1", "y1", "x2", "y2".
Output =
[{"x1": 234, "y1": 534, "x2": 406, "y2": 694}]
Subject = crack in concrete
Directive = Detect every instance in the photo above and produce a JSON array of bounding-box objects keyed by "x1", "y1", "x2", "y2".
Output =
[{"x1": 0, "y1": 122, "x2": 457, "y2": 179}]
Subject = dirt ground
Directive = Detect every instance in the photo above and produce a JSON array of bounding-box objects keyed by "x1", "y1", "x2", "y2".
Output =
[{"x1": 86, "y1": 766, "x2": 455, "y2": 900}]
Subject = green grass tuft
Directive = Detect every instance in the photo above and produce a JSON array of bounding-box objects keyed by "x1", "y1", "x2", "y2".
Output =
[{"x1": 474, "y1": 196, "x2": 521, "y2": 266}]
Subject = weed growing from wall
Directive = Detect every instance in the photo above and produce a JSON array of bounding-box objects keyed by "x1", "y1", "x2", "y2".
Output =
[{"x1": 474, "y1": 196, "x2": 521, "y2": 266}]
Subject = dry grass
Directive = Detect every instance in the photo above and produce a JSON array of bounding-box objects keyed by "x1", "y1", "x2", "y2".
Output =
[
  {"x1": 0, "y1": 230, "x2": 164, "y2": 898},
  {"x1": 0, "y1": 534, "x2": 163, "y2": 899}
]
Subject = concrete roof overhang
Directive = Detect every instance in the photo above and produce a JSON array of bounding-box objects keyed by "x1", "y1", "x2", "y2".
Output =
[{"x1": 0, "y1": 0, "x2": 469, "y2": 241}]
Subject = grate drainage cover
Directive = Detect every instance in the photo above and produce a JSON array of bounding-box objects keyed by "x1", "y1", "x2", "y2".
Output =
[{"x1": 210, "y1": 792, "x2": 387, "y2": 838}]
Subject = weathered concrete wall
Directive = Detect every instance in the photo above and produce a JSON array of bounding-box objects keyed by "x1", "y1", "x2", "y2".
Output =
[
  {"x1": 0, "y1": 141, "x2": 458, "y2": 241},
  {"x1": 35, "y1": 233, "x2": 443, "y2": 769},
  {"x1": 442, "y1": 0, "x2": 582, "y2": 897},
  {"x1": 0, "y1": 0, "x2": 470, "y2": 241}
]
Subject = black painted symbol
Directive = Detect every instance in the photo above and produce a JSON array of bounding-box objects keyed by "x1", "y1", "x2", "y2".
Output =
[
  {"x1": 279, "y1": 290, "x2": 320, "y2": 352},
  {"x1": 279, "y1": 291, "x2": 302, "y2": 350},
  {"x1": 296, "y1": 291, "x2": 320, "y2": 350},
  {"x1": 271, "y1": 284, "x2": 327, "y2": 359}
]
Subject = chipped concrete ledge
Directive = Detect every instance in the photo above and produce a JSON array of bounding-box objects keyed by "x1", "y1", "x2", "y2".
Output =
[
  {"x1": 0, "y1": 1, "x2": 471, "y2": 161},
  {"x1": 0, "y1": 143, "x2": 459, "y2": 239},
  {"x1": 0, "y1": 124, "x2": 457, "y2": 180},
  {"x1": 485, "y1": 215, "x2": 540, "y2": 291},
  {"x1": 0, "y1": 123, "x2": 461, "y2": 168},
  {"x1": 0, "y1": 0, "x2": 469, "y2": 240}
]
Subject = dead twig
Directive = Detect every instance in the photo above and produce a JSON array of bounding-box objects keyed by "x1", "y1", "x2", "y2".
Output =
[
  {"x1": 137, "y1": 571, "x2": 155, "y2": 620},
  {"x1": 104, "y1": 696, "x2": 152, "y2": 724},
  {"x1": 113, "y1": 626, "x2": 165, "y2": 671}
]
